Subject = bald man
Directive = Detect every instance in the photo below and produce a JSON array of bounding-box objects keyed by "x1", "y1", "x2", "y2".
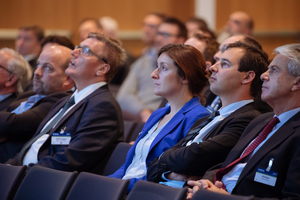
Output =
[
  {"x1": 217, "y1": 11, "x2": 253, "y2": 43},
  {"x1": 0, "y1": 45, "x2": 74, "y2": 163}
]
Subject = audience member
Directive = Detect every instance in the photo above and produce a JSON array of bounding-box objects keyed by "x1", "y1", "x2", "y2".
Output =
[
  {"x1": 0, "y1": 48, "x2": 32, "y2": 111},
  {"x1": 99, "y1": 16, "x2": 119, "y2": 39},
  {"x1": 210, "y1": 34, "x2": 272, "y2": 113},
  {"x1": 187, "y1": 43, "x2": 300, "y2": 200},
  {"x1": 6, "y1": 33, "x2": 126, "y2": 174},
  {"x1": 185, "y1": 32, "x2": 219, "y2": 69},
  {"x1": 15, "y1": 25, "x2": 44, "y2": 72},
  {"x1": 217, "y1": 11, "x2": 253, "y2": 43},
  {"x1": 141, "y1": 13, "x2": 166, "y2": 51},
  {"x1": 185, "y1": 17, "x2": 216, "y2": 39},
  {"x1": 99, "y1": 16, "x2": 136, "y2": 87},
  {"x1": 79, "y1": 18, "x2": 103, "y2": 42},
  {"x1": 147, "y1": 42, "x2": 268, "y2": 188},
  {"x1": 117, "y1": 16, "x2": 187, "y2": 122},
  {"x1": 23, "y1": 35, "x2": 75, "y2": 91},
  {"x1": 0, "y1": 44, "x2": 74, "y2": 163},
  {"x1": 109, "y1": 44, "x2": 211, "y2": 192}
]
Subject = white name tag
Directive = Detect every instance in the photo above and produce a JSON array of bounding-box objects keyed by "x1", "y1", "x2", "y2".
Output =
[
  {"x1": 51, "y1": 132, "x2": 71, "y2": 145},
  {"x1": 254, "y1": 167, "x2": 278, "y2": 187}
]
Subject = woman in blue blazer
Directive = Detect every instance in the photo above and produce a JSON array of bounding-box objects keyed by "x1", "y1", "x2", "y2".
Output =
[{"x1": 109, "y1": 44, "x2": 210, "y2": 191}]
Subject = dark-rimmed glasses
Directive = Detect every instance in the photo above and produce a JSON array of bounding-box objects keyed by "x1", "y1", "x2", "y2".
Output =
[
  {"x1": 0, "y1": 65, "x2": 13, "y2": 74},
  {"x1": 75, "y1": 45, "x2": 108, "y2": 64}
]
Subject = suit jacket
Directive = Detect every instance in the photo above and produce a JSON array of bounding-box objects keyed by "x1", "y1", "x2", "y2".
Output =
[
  {"x1": 0, "y1": 91, "x2": 70, "y2": 163},
  {"x1": 7, "y1": 84, "x2": 124, "y2": 175},
  {"x1": 217, "y1": 112, "x2": 300, "y2": 199},
  {"x1": 109, "y1": 97, "x2": 210, "y2": 191},
  {"x1": 0, "y1": 93, "x2": 18, "y2": 111},
  {"x1": 147, "y1": 103, "x2": 260, "y2": 182}
]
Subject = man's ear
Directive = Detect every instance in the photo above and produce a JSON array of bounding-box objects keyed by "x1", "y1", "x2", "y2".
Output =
[
  {"x1": 242, "y1": 71, "x2": 255, "y2": 84},
  {"x1": 96, "y1": 64, "x2": 110, "y2": 76},
  {"x1": 182, "y1": 78, "x2": 189, "y2": 85},
  {"x1": 291, "y1": 76, "x2": 300, "y2": 91},
  {"x1": 63, "y1": 76, "x2": 74, "y2": 89},
  {"x1": 5, "y1": 74, "x2": 17, "y2": 87},
  {"x1": 205, "y1": 61, "x2": 212, "y2": 72}
]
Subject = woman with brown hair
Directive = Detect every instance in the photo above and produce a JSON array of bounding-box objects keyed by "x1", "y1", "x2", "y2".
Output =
[{"x1": 109, "y1": 44, "x2": 210, "y2": 192}]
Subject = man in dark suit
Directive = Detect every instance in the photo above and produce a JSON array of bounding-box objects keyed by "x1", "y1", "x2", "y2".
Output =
[
  {"x1": 147, "y1": 42, "x2": 268, "y2": 187},
  {"x1": 0, "y1": 48, "x2": 32, "y2": 111},
  {"x1": 6, "y1": 32, "x2": 126, "y2": 174},
  {"x1": 0, "y1": 44, "x2": 74, "y2": 163},
  {"x1": 15, "y1": 25, "x2": 44, "y2": 73},
  {"x1": 187, "y1": 43, "x2": 300, "y2": 199}
]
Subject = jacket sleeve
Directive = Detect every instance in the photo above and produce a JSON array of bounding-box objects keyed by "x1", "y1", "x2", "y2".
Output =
[
  {"x1": 0, "y1": 93, "x2": 68, "y2": 141},
  {"x1": 158, "y1": 112, "x2": 259, "y2": 176}
]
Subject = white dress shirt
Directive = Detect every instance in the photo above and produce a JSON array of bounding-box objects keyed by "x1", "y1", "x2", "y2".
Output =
[
  {"x1": 123, "y1": 119, "x2": 170, "y2": 180},
  {"x1": 187, "y1": 100, "x2": 254, "y2": 146},
  {"x1": 22, "y1": 82, "x2": 106, "y2": 165}
]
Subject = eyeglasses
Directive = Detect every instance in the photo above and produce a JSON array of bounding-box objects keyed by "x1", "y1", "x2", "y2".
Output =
[
  {"x1": 75, "y1": 45, "x2": 108, "y2": 64},
  {"x1": 157, "y1": 31, "x2": 178, "y2": 38},
  {"x1": 0, "y1": 65, "x2": 13, "y2": 74}
]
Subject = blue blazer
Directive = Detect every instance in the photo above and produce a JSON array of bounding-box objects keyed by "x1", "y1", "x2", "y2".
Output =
[{"x1": 109, "y1": 97, "x2": 210, "y2": 191}]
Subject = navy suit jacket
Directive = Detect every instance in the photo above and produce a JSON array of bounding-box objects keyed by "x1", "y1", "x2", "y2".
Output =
[
  {"x1": 217, "y1": 111, "x2": 300, "y2": 199},
  {"x1": 109, "y1": 97, "x2": 210, "y2": 191},
  {"x1": 7, "y1": 85, "x2": 123, "y2": 174},
  {"x1": 0, "y1": 91, "x2": 69, "y2": 163}
]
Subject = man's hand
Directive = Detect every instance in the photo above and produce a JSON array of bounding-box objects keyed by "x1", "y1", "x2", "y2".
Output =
[{"x1": 186, "y1": 179, "x2": 229, "y2": 199}]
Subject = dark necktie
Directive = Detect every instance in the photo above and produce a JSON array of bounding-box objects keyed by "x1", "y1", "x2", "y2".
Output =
[
  {"x1": 16, "y1": 96, "x2": 75, "y2": 165},
  {"x1": 181, "y1": 111, "x2": 220, "y2": 147},
  {"x1": 215, "y1": 117, "x2": 280, "y2": 183}
]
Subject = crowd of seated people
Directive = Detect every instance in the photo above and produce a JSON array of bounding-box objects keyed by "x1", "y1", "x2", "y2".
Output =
[{"x1": 0, "y1": 10, "x2": 300, "y2": 200}]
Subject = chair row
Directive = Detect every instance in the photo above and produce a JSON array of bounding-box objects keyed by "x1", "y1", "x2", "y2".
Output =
[
  {"x1": 124, "y1": 120, "x2": 145, "y2": 143},
  {"x1": 0, "y1": 164, "x2": 188, "y2": 200}
]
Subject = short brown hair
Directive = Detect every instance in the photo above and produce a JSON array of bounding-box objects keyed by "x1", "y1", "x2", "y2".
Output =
[
  {"x1": 87, "y1": 32, "x2": 127, "y2": 82},
  {"x1": 158, "y1": 44, "x2": 208, "y2": 98},
  {"x1": 19, "y1": 25, "x2": 44, "y2": 42}
]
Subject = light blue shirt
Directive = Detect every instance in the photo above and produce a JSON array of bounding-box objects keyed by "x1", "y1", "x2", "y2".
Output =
[
  {"x1": 11, "y1": 94, "x2": 46, "y2": 114},
  {"x1": 223, "y1": 107, "x2": 300, "y2": 193}
]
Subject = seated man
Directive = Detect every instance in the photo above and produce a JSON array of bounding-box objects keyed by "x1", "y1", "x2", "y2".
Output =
[
  {"x1": 0, "y1": 44, "x2": 74, "y2": 163},
  {"x1": 147, "y1": 42, "x2": 268, "y2": 187},
  {"x1": 0, "y1": 48, "x2": 32, "y2": 111},
  {"x1": 6, "y1": 33, "x2": 126, "y2": 174},
  {"x1": 15, "y1": 25, "x2": 44, "y2": 72},
  {"x1": 187, "y1": 43, "x2": 300, "y2": 200}
]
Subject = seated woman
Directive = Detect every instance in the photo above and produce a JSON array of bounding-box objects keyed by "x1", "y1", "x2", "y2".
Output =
[{"x1": 109, "y1": 44, "x2": 210, "y2": 192}]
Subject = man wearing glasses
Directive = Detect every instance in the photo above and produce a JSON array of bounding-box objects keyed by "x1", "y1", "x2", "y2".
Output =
[
  {"x1": 0, "y1": 48, "x2": 32, "y2": 111},
  {"x1": 6, "y1": 33, "x2": 126, "y2": 175},
  {"x1": 117, "y1": 17, "x2": 187, "y2": 122}
]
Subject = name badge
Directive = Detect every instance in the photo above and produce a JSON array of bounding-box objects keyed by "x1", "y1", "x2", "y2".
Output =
[
  {"x1": 254, "y1": 167, "x2": 278, "y2": 186},
  {"x1": 51, "y1": 132, "x2": 71, "y2": 145}
]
